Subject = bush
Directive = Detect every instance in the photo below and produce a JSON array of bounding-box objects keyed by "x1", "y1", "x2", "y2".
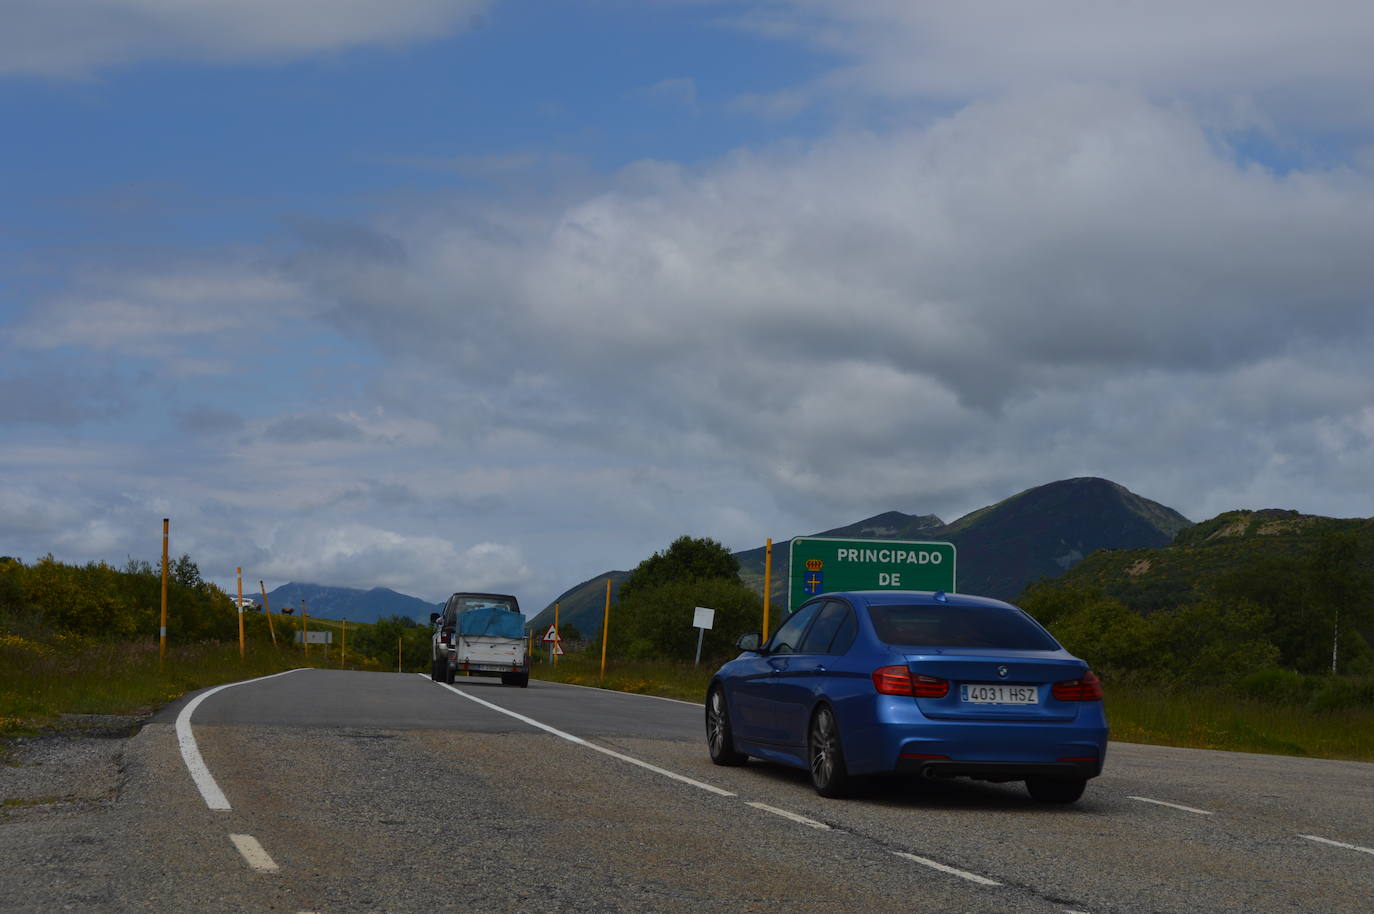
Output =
[
  {"x1": 1235, "y1": 668, "x2": 1310, "y2": 704},
  {"x1": 609, "y1": 578, "x2": 762, "y2": 662}
]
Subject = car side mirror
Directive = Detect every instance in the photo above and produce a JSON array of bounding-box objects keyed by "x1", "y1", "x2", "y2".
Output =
[
  {"x1": 429, "y1": 612, "x2": 441, "y2": 625},
  {"x1": 736, "y1": 632, "x2": 762, "y2": 652}
]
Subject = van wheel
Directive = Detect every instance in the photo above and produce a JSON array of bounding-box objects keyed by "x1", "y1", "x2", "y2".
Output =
[{"x1": 430, "y1": 658, "x2": 444, "y2": 682}]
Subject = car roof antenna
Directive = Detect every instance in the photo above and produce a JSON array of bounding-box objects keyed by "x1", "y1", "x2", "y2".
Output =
[{"x1": 933, "y1": 590, "x2": 948, "y2": 602}]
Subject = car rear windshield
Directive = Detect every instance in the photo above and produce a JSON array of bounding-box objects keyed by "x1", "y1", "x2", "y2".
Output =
[
  {"x1": 867, "y1": 604, "x2": 1060, "y2": 650},
  {"x1": 456, "y1": 596, "x2": 517, "y2": 613}
]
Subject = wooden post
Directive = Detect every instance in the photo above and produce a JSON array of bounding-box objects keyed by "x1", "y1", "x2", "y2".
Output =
[
  {"x1": 342, "y1": 619, "x2": 347, "y2": 668},
  {"x1": 236, "y1": 567, "x2": 245, "y2": 661},
  {"x1": 553, "y1": 602, "x2": 560, "y2": 666},
  {"x1": 302, "y1": 601, "x2": 309, "y2": 656},
  {"x1": 159, "y1": 518, "x2": 169, "y2": 669},
  {"x1": 260, "y1": 581, "x2": 278, "y2": 647},
  {"x1": 599, "y1": 578, "x2": 611, "y2": 679},
  {"x1": 762, "y1": 537, "x2": 773, "y2": 638}
]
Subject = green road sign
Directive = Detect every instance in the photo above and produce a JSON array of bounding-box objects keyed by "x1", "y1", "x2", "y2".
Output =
[{"x1": 788, "y1": 537, "x2": 956, "y2": 613}]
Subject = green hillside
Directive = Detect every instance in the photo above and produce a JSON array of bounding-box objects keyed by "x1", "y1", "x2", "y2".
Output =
[
  {"x1": 1052, "y1": 509, "x2": 1374, "y2": 613},
  {"x1": 535, "y1": 477, "x2": 1192, "y2": 629},
  {"x1": 528, "y1": 571, "x2": 629, "y2": 636}
]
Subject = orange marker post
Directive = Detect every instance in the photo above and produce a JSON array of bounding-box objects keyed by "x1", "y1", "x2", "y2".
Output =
[
  {"x1": 236, "y1": 567, "x2": 246, "y2": 661},
  {"x1": 762, "y1": 538, "x2": 773, "y2": 638},
  {"x1": 159, "y1": 519, "x2": 169, "y2": 669},
  {"x1": 260, "y1": 581, "x2": 278, "y2": 647},
  {"x1": 599, "y1": 578, "x2": 611, "y2": 679}
]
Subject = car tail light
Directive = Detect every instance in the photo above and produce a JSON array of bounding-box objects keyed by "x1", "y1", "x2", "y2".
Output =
[
  {"x1": 1052, "y1": 670, "x2": 1104, "y2": 701},
  {"x1": 872, "y1": 666, "x2": 949, "y2": 698},
  {"x1": 440, "y1": 633, "x2": 450, "y2": 644}
]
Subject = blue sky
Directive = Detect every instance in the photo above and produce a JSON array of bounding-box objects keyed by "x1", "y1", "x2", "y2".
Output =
[{"x1": 5, "y1": 1, "x2": 1374, "y2": 611}]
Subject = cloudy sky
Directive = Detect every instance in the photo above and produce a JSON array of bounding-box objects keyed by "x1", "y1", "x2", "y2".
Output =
[{"x1": 4, "y1": 0, "x2": 1374, "y2": 611}]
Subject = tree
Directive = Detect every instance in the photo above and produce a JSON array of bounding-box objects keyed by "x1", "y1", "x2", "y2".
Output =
[
  {"x1": 619, "y1": 535, "x2": 741, "y2": 603},
  {"x1": 612, "y1": 578, "x2": 762, "y2": 662},
  {"x1": 1307, "y1": 531, "x2": 1373, "y2": 674},
  {"x1": 171, "y1": 554, "x2": 202, "y2": 589}
]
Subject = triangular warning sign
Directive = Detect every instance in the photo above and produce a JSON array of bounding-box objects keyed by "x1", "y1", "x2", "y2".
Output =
[
  {"x1": 542, "y1": 624, "x2": 560, "y2": 642},
  {"x1": 552, "y1": 641, "x2": 565, "y2": 655}
]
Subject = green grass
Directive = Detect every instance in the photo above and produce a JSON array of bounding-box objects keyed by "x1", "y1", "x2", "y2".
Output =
[
  {"x1": 533, "y1": 653, "x2": 1374, "y2": 763},
  {"x1": 530, "y1": 651, "x2": 715, "y2": 703},
  {"x1": 1104, "y1": 682, "x2": 1374, "y2": 761},
  {"x1": 0, "y1": 631, "x2": 342, "y2": 741}
]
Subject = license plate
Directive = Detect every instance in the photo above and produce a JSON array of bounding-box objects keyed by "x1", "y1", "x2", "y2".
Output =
[{"x1": 960, "y1": 683, "x2": 1038, "y2": 705}]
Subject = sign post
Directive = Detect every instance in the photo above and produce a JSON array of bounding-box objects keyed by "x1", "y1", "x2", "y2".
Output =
[
  {"x1": 692, "y1": 606, "x2": 716, "y2": 666},
  {"x1": 542, "y1": 623, "x2": 561, "y2": 665},
  {"x1": 787, "y1": 537, "x2": 956, "y2": 614}
]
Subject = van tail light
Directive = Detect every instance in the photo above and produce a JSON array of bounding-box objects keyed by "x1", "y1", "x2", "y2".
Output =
[
  {"x1": 440, "y1": 633, "x2": 450, "y2": 644},
  {"x1": 873, "y1": 666, "x2": 949, "y2": 698},
  {"x1": 1052, "y1": 670, "x2": 1104, "y2": 701}
]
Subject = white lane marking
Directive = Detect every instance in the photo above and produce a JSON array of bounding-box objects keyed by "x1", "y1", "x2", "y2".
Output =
[
  {"x1": 229, "y1": 834, "x2": 280, "y2": 873},
  {"x1": 747, "y1": 802, "x2": 830, "y2": 829},
  {"x1": 1300, "y1": 834, "x2": 1374, "y2": 856},
  {"x1": 891, "y1": 851, "x2": 1001, "y2": 887},
  {"x1": 177, "y1": 668, "x2": 306, "y2": 810},
  {"x1": 535, "y1": 677, "x2": 702, "y2": 706},
  {"x1": 433, "y1": 681, "x2": 736, "y2": 797},
  {"x1": 1128, "y1": 795, "x2": 1214, "y2": 816}
]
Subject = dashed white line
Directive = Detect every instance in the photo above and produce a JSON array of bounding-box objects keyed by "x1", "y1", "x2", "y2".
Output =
[
  {"x1": 177, "y1": 668, "x2": 306, "y2": 810},
  {"x1": 229, "y1": 834, "x2": 280, "y2": 873},
  {"x1": 747, "y1": 802, "x2": 830, "y2": 829},
  {"x1": 434, "y1": 681, "x2": 736, "y2": 797},
  {"x1": 891, "y1": 851, "x2": 1001, "y2": 887},
  {"x1": 1128, "y1": 795, "x2": 1214, "y2": 815},
  {"x1": 1299, "y1": 834, "x2": 1374, "y2": 856}
]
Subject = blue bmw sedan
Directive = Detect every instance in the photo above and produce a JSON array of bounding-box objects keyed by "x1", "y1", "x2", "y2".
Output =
[{"x1": 706, "y1": 590, "x2": 1108, "y2": 802}]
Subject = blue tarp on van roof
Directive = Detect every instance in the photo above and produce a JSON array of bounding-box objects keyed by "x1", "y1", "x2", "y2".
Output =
[{"x1": 457, "y1": 606, "x2": 527, "y2": 639}]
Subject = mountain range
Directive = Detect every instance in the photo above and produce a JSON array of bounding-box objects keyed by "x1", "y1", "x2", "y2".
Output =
[
  {"x1": 527, "y1": 476, "x2": 1192, "y2": 635},
  {"x1": 251, "y1": 581, "x2": 440, "y2": 624}
]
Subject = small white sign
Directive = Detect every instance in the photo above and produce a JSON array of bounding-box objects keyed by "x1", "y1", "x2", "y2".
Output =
[
  {"x1": 294, "y1": 631, "x2": 332, "y2": 644},
  {"x1": 552, "y1": 641, "x2": 565, "y2": 655},
  {"x1": 692, "y1": 607, "x2": 716, "y2": 630}
]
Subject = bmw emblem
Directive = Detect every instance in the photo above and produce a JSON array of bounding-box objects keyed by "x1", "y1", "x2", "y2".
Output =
[{"x1": 996, "y1": 665, "x2": 1009, "y2": 679}]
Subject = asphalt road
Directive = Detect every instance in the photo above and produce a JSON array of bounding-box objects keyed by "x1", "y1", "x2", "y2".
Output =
[{"x1": 2, "y1": 668, "x2": 1371, "y2": 913}]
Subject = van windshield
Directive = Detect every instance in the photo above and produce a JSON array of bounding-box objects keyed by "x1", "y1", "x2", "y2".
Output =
[{"x1": 867, "y1": 604, "x2": 1060, "y2": 650}]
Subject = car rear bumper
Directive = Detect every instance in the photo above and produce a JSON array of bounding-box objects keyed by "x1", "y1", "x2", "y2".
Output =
[
  {"x1": 840, "y1": 696, "x2": 1108, "y2": 777},
  {"x1": 894, "y1": 756, "x2": 1103, "y2": 781}
]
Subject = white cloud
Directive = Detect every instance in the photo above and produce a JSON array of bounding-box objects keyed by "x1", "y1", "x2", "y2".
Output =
[
  {"x1": 732, "y1": 1, "x2": 1374, "y2": 128},
  {"x1": 0, "y1": 0, "x2": 492, "y2": 76},
  {"x1": 264, "y1": 523, "x2": 532, "y2": 599},
  {"x1": 10, "y1": 259, "x2": 317, "y2": 372},
  {"x1": 306, "y1": 83, "x2": 1374, "y2": 527}
]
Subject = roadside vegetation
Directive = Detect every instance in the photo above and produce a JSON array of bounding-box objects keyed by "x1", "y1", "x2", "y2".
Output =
[{"x1": 0, "y1": 554, "x2": 432, "y2": 741}]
